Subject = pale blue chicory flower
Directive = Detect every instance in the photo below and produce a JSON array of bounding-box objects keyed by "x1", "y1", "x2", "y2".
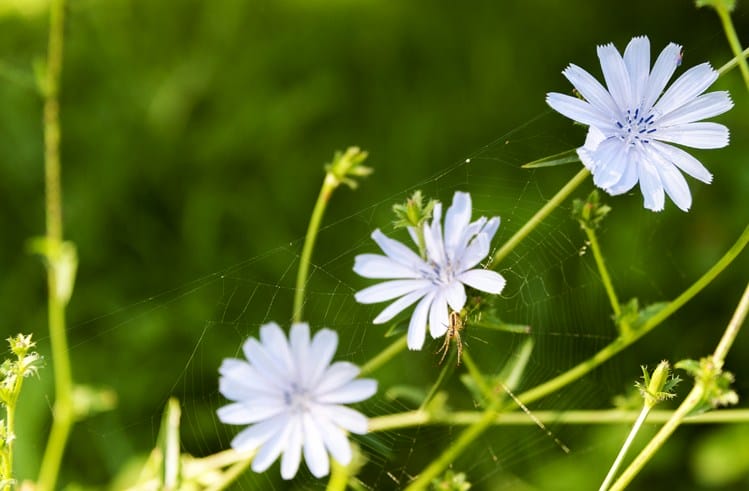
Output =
[
  {"x1": 217, "y1": 322, "x2": 377, "y2": 479},
  {"x1": 547, "y1": 36, "x2": 733, "y2": 211},
  {"x1": 354, "y1": 191, "x2": 506, "y2": 350}
]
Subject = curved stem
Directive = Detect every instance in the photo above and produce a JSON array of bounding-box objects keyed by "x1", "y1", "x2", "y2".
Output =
[
  {"x1": 359, "y1": 335, "x2": 407, "y2": 376},
  {"x1": 488, "y1": 167, "x2": 589, "y2": 270},
  {"x1": 717, "y1": 46, "x2": 749, "y2": 76},
  {"x1": 293, "y1": 174, "x2": 338, "y2": 323},
  {"x1": 599, "y1": 406, "x2": 650, "y2": 491},
  {"x1": 711, "y1": 281, "x2": 749, "y2": 364},
  {"x1": 714, "y1": 2, "x2": 749, "y2": 90},
  {"x1": 608, "y1": 385, "x2": 704, "y2": 491},
  {"x1": 582, "y1": 223, "x2": 621, "y2": 319},
  {"x1": 38, "y1": 1, "x2": 74, "y2": 489}
]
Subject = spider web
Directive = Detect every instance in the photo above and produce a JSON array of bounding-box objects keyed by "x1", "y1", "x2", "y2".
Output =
[{"x1": 40, "y1": 114, "x2": 690, "y2": 490}]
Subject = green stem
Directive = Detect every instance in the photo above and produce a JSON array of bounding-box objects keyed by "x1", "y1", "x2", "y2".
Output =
[
  {"x1": 293, "y1": 173, "x2": 339, "y2": 323},
  {"x1": 714, "y1": 2, "x2": 749, "y2": 90},
  {"x1": 599, "y1": 405, "x2": 650, "y2": 491},
  {"x1": 711, "y1": 281, "x2": 749, "y2": 364},
  {"x1": 609, "y1": 281, "x2": 749, "y2": 490},
  {"x1": 326, "y1": 459, "x2": 350, "y2": 491},
  {"x1": 582, "y1": 224, "x2": 621, "y2": 319},
  {"x1": 366, "y1": 408, "x2": 749, "y2": 431},
  {"x1": 717, "y1": 46, "x2": 749, "y2": 76},
  {"x1": 419, "y1": 359, "x2": 454, "y2": 411},
  {"x1": 38, "y1": 1, "x2": 74, "y2": 490},
  {"x1": 488, "y1": 167, "x2": 589, "y2": 269},
  {"x1": 608, "y1": 385, "x2": 704, "y2": 491},
  {"x1": 359, "y1": 335, "x2": 407, "y2": 376}
]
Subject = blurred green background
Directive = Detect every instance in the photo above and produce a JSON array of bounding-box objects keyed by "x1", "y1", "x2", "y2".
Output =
[{"x1": 1, "y1": 0, "x2": 748, "y2": 489}]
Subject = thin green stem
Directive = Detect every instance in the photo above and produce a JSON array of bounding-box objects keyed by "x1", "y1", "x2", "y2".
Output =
[
  {"x1": 38, "y1": 1, "x2": 73, "y2": 489},
  {"x1": 488, "y1": 167, "x2": 589, "y2": 270},
  {"x1": 366, "y1": 408, "x2": 749, "y2": 431},
  {"x1": 711, "y1": 281, "x2": 749, "y2": 364},
  {"x1": 714, "y1": 2, "x2": 749, "y2": 90},
  {"x1": 359, "y1": 335, "x2": 407, "y2": 376},
  {"x1": 582, "y1": 224, "x2": 621, "y2": 319},
  {"x1": 419, "y1": 359, "x2": 454, "y2": 411},
  {"x1": 609, "y1": 385, "x2": 704, "y2": 491},
  {"x1": 610, "y1": 281, "x2": 749, "y2": 490},
  {"x1": 717, "y1": 46, "x2": 749, "y2": 76},
  {"x1": 293, "y1": 173, "x2": 338, "y2": 323},
  {"x1": 599, "y1": 405, "x2": 650, "y2": 491}
]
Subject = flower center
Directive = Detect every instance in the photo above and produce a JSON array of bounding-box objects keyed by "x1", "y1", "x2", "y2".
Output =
[
  {"x1": 283, "y1": 382, "x2": 311, "y2": 413},
  {"x1": 425, "y1": 260, "x2": 455, "y2": 286},
  {"x1": 615, "y1": 107, "x2": 657, "y2": 146}
]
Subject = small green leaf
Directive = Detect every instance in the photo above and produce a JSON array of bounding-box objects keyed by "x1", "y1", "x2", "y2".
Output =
[{"x1": 522, "y1": 148, "x2": 580, "y2": 169}]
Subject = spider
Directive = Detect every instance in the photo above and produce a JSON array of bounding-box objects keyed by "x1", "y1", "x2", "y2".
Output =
[{"x1": 436, "y1": 310, "x2": 465, "y2": 366}]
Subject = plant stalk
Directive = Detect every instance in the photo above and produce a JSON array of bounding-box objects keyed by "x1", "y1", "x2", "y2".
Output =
[{"x1": 38, "y1": 0, "x2": 74, "y2": 489}]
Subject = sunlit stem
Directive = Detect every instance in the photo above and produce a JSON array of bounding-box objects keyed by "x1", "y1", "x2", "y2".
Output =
[
  {"x1": 713, "y1": 2, "x2": 749, "y2": 90},
  {"x1": 293, "y1": 173, "x2": 339, "y2": 323},
  {"x1": 293, "y1": 147, "x2": 370, "y2": 322},
  {"x1": 359, "y1": 335, "x2": 407, "y2": 376},
  {"x1": 38, "y1": 0, "x2": 74, "y2": 489},
  {"x1": 717, "y1": 46, "x2": 749, "y2": 76},
  {"x1": 599, "y1": 405, "x2": 650, "y2": 491},
  {"x1": 610, "y1": 281, "x2": 749, "y2": 490},
  {"x1": 582, "y1": 223, "x2": 621, "y2": 319},
  {"x1": 488, "y1": 167, "x2": 590, "y2": 269},
  {"x1": 607, "y1": 385, "x2": 703, "y2": 491},
  {"x1": 366, "y1": 408, "x2": 749, "y2": 431},
  {"x1": 325, "y1": 459, "x2": 350, "y2": 491}
]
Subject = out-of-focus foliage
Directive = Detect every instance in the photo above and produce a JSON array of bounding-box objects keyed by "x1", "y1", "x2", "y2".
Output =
[{"x1": 0, "y1": 0, "x2": 748, "y2": 489}]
